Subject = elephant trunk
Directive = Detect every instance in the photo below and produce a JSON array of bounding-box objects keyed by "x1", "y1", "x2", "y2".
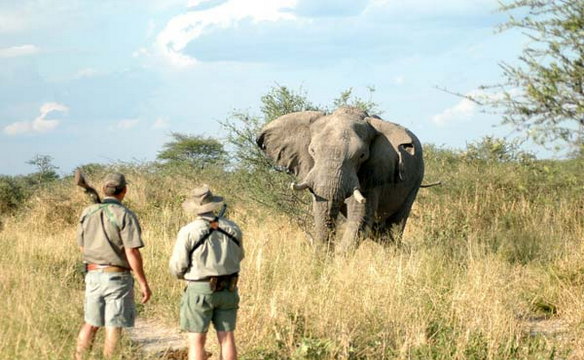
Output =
[
  {"x1": 291, "y1": 165, "x2": 363, "y2": 203},
  {"x1": 310, "y1": 165, "x2": 363, "y2": 245},
  {"x1": 313, "y1": 196, "x2": 341, "y2": 246}
]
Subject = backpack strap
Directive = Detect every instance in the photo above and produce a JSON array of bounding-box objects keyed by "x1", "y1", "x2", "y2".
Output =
[
  {"x1": 85, "y1": 203, "x2": 121, "y2": 230},
  {"x1": 216, "y1": 227, "x2": 240, "y2": 247},
  {"x1": 189, "y1": 228, "x2": 215, "y2": 256},
  {"x1": 186, "y1": 220, "x2": 241, "y2": 269}
]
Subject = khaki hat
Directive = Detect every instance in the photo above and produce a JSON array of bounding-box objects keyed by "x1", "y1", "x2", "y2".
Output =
[
  {"x1": 182, "y1": 185, "x2": 224, "y2": 215},
  {"x1": 103, "y1": 173, "x2": 127, "y2": 189}
]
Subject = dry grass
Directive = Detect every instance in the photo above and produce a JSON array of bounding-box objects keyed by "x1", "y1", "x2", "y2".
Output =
[{"x1": 1, "y1": 160, "x2": 583, "y2": 359}]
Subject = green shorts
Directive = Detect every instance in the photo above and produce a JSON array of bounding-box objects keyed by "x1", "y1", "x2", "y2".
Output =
[
  {"x1": 84, "y1": 271, "x2": 135, "y2": 328},
  {"x1": 180, "y1": 282, "x2": 240, "y2": 333}
]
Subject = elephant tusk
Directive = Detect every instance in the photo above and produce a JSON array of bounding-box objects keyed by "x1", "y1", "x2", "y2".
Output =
[
  {"x1": 353, "y1": 189, "x2": 366, "y2": 204},
  {"x1": 291, "y1": 182, "x2": 309, "y2": 191}
]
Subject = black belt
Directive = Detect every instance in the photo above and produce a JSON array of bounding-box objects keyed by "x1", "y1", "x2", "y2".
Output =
[
  {"x1": 189, "y1": 273, "x2": 238, "y2": 282},
  {"x1": 188, "y1": 273, "x2": 239, "y2": 292}
]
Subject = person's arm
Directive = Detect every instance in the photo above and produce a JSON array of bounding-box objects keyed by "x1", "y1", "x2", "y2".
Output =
[
  {"x1": 169, "y1": 227, "x2": 192, "y2": 279},
  {"x1": 125, "y1": 247, "x2": 152, "y2": 304},
  {"x1": 232, "y1": 221, "x2": 244, "y2": 260},
  {"x1": 119, "y1": 210, "x2": 151, "y2": 302},
  {"x1": 77, "y1": 213, "x2": 85, "y2": 254}
]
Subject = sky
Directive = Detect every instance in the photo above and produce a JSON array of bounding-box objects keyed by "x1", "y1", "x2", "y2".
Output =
[{"x1": 0, "y1": 0, "x2": 537, "y2": 176}]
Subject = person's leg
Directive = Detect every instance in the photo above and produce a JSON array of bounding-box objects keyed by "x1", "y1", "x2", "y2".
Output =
[
  {"x1": 102, "y1": 272, "x2": 134, "y2": 358},
  {"x1": 212, "y1": 288, "x2": 239, "y2": 360},
  {"x1": 75, "y1": 323, "x2": 99, "y2": 360},
  {"x1": 187, "y1": 332, "x2": 209, "y2": 360},
  {"x1": 103, "y1": 327, "x2": 122, "y2": 358},
  {"x1": 78, "y1": 272, "x2": 104, "y2": 359},
  {"x1": 216, "y1": 331, "x2": 237, "y2": 360},
  {"x1": 182, "y1": 283, "x2": 214, "y2": 359}
]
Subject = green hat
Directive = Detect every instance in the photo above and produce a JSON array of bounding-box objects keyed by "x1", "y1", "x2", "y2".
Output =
[
  {"x1": 103, "y1": 173, "x2": 127, "y2": 189},
  {"x1": 182, "y1": 185, "x2": 224, "y2": 215}
]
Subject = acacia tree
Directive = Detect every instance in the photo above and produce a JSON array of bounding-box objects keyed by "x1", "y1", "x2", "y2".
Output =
[
  {"x1": 26, "y1": 154, "x2": 59, "y2": 183},
  {"x1": 481, "y1": 0, "x2": 584, "y2": 151},
  {"x1": 220, "y1": 86, "x2": 317, "y2": 225},
  {"x1": 157, "y1": 133, "x2": 227, "y2": 168}
]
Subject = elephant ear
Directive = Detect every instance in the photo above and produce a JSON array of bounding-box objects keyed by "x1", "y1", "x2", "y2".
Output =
[
  {"x1": 360, "y1": 116, "x2": 415, "y2": 186},
  {"x1": 256, "y1": 111, "x2": 324, "y2": 179}
]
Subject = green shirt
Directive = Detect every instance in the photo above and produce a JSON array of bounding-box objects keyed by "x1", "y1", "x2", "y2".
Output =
[{"x1": 77, "y1": 197, "x2": 144, "y2": 269}]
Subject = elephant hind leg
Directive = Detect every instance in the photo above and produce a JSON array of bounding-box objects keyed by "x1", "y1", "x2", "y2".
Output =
[
  {"x1": 372, "y1": 217, "x2": 407, "y2": 244},
  {"x1": 378, "y1": 188, "x2": 420, "y2": 243},
  {"x1": 383, "y1": 216, "x2": 409, "y2": 243}
]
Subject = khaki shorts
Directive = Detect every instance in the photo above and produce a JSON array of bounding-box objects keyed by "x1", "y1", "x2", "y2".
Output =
[
  {"x1": 84, "y1": 271, "x2": 135, "y2": 328},
  {"x1": 180, "y1": 282, "x2": 239, "y2": 333}
]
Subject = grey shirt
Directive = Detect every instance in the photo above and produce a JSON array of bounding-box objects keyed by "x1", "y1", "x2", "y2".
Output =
[
  {"x1": 169, "y1": 215, "x2": 244, "y2": 280},
  {"x1": 77, "y1": 197, "x2": 144, "y2": 269}
]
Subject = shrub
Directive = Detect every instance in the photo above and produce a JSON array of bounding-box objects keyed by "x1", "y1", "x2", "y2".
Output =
[
  {"x1": 462, "y1": 136, "x2": 536, "y2": 164},
  {"x1": 0, "y1": 176, "x2": 27, "y2": 217}
]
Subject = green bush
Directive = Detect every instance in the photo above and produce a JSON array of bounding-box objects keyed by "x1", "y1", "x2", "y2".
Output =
[
  {"x1": 0, "y1": 176, "x2": 27, "y2": 217},
  {"x1": 462, "y1": 136, "x2": 536, "y2": 164}
]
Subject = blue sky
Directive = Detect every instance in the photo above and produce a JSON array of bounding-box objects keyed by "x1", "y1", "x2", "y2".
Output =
[{"x1": 0, "y1": 0, "x2": 533, "y2": 176}]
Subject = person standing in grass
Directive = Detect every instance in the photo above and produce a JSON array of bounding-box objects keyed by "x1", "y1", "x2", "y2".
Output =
[
  {"x1": 75, "y1": 173, "x2": 152, "y2": 359},
  {"x1": 169, "y1": 185, "x2": 244, "y2": 360}
]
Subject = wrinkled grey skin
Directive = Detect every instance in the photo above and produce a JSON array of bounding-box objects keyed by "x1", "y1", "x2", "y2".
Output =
[{"x1": 257, "y1": 107, "x2": 424, "y2": 253}]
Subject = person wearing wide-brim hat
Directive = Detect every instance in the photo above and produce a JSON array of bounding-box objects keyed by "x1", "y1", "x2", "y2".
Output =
[
  {"x1": 181, "y1": 185, "x2": 225, "y2": 215},
  {"x1": 169, "y1": 185, "x2": 244, "y2": 360}
]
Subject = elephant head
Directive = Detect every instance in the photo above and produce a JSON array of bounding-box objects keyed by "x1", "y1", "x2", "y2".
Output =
[{"x1": 257, "y1": 107, "x2": 422, "y2": 249}]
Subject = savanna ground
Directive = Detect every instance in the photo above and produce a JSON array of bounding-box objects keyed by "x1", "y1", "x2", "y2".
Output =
[{"x1": 1, "y1": 146, "x2": 583, "y2": 359}]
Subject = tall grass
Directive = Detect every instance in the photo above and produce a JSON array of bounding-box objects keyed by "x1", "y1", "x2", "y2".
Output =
[{"x1": 1, "y1": 157, "x2": 583, "y2": 359}]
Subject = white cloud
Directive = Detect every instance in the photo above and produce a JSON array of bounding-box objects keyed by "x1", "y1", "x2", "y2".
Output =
[
  {"x1": 431, "y1": 97, "x2": 477, "y2": 126},
  {"x1": 432, "y1": 87, "x2": 523, "y2": 126},
  {"x1": 0, "y1": 2, "x2": 81, "y2": 34},
  {"x1": 4, "y1": 122, "x2": 32, "y2": 135},
  {"x1": 393, "y1": 75, "x2": 405, "y2": 85},
  {"x1": 187, "y1": 0, "x2": 211, "y2": 7},
  {"x1": 74, "y1": 68, "x2": 99, "y2": 79},
  {"x1": 152, "y1": 117, "x2": 170, "y2": 129},
  {"x1": 366, "y1": 0, "x2": 496, "y2": 16},
  {"x1": 294, "y1": 0, "x2": 369, "y2": 17},
  {"x1": 0, "y1": 44, "x2": 40, "y2": 58},
  {"x1": 432, "y1": 87, "x2": 524, "y2": 126},
  {"x1": 114, "y1": 119, "x2": 140, "y2": 130},
  {"x1": 154, "y1": 0, "x2": 298, "y2": 68},
  {"x1": 132, "y1": 47, "x2": 149, "y2": 58},
  {"x1": 4, "y1": 102, "x2": 68, "y2": 135},
  {"x1": 0, "y1": 8, "x2": 31, "y2": 33}
]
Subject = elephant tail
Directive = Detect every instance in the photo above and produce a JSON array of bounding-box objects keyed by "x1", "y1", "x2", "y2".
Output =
[{"x1": 420, "y1": 181, "x2": 442, "y2": 188}]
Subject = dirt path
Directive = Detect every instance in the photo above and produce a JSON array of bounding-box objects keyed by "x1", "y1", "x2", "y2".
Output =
[
  {"x1": 522, "y1": 317, "x2": 568, "y2": 338},
  {"x1": 127, "y1": 318, "x2": 188, "y2": 359},
  {"x1": 127, "y1": 316, "x2": 572, "y2": 359}
]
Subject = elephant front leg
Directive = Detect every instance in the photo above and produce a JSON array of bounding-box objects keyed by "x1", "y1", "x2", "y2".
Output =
[{"x1": 336, "y1": 197, "x2": 367, "y2": 254}]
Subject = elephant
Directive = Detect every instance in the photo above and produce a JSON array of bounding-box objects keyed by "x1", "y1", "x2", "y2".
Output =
[{"x1": 256, "y1": 106, "x2": 424, "y2": 253}]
